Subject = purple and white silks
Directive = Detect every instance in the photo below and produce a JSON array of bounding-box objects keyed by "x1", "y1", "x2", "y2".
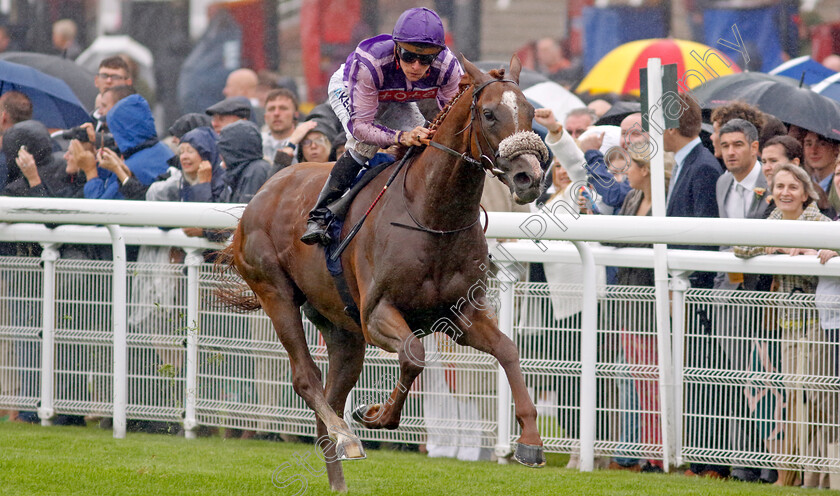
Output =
[{"x1": 328, "y1": 34, "x2": 462, "y2": 158}]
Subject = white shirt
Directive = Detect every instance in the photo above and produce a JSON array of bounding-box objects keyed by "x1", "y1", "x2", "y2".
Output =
[
  {"x1": 816, "y1": 276, "x2": 840, "y2": 330},
  {"x1": 723, "y1": 160, "x2": 761, "y2": 219},
  {"x1": 261, "y1": 132, "x2": 294, "y2": 163}
]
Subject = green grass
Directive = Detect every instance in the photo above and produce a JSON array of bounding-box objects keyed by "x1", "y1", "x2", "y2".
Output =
[{"x1": 0, "y1": 421, "x2": 834, "y2": 495}]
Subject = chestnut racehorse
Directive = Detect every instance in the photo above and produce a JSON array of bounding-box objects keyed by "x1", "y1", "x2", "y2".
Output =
[{"x1": 218, "y1": 56, "x2": 547, "y2": 491}]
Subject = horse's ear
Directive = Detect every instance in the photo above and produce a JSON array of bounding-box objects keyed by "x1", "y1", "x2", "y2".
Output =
[
  {"x1": 460, "y1": 53, "x2": 488, "y2": 86},
  {"x1": 508, "y1": 54, "x2": 522, "y2": 85}
]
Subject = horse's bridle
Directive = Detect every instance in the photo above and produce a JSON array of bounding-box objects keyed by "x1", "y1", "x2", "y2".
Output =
[
  {"x1": 392, "y1": 78, "x2": 516, "y2": 236},
  {"x1": 426, "y1": 78, "x2": 518, "y2": 177}
]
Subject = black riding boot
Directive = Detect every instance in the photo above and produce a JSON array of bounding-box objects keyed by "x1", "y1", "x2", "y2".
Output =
[{"x1": 300, "y1": 152, "x2": 364, "y2": 245}]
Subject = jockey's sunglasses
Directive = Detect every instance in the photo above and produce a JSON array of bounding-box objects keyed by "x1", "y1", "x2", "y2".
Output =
[{"x1": 396, "y1": 45, "x2": 439, "y2": 66}]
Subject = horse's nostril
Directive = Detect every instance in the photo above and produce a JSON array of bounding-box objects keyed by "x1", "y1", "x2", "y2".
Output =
[{"x1": 514, "y1": 172, "x2": 533, "y2": 188}]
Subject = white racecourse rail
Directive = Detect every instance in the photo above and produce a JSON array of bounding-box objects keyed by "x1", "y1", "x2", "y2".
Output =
[{"x1": 0, "y1": 197, "x2": 838, "y2": 475}]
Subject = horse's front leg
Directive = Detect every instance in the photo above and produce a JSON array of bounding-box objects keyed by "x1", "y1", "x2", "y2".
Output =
[
  {"x1": 352, "y1": 300, "x2": 423, "y2": 430},
  {"x1": 455, "y1": 307, "x2": 545, "y2": 468}
]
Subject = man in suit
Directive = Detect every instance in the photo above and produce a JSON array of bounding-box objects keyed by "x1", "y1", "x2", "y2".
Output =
[
  {"x1": 709, "y1": 118, "x2": 777, "y2": 483},
  {"x1": 662, "y1": 94, "x2": 726, "y2": 479},
  {"x1": 715, "y1": 119, "x2": 769, "y2": 239},
  {"x1": 664, "y1": 93, "x2": 721, "y2": 287}
]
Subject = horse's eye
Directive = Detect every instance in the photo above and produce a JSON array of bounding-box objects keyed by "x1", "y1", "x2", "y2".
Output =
[{"x1": 483, "y1": 110, "x2": 495, "y2": 121}]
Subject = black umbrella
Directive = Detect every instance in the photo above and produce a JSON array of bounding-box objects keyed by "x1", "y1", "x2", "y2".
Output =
[
  {"x1": 691, "y1": 72, "x2": 840, "y2": 140},
  {"x1": 595, "y1": 101, "x2": 641, "y2": 126},
  {"x1": 0, "y1": 52, "x2": 97, "y2": 110}
]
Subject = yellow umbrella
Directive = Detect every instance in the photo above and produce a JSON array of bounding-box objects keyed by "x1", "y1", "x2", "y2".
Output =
[{"x1": 577, "y1": 38, "x2": 741, "y2": 96}]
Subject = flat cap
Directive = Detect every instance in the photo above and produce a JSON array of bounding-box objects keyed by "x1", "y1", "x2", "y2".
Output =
[{"x1": 205, "y1": 96, "x2": 251, "y2": 119}]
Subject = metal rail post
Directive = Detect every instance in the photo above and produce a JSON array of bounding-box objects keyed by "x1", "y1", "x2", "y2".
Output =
[
  {"x1": 107, "y1": 225, "x2": 127, "y2": 439},
  {"x1": 38, "y1": 243, "x2": 60, "y2": 426},
  {"x1": 572, "y1": 241, "x2": 597, "y2": 471},
  {"x1": 669, "y1": 271, "x2": 690, "y2": 467},
  {"x1": 183, "y1": 248, "x2": 203, "y2": 439}
]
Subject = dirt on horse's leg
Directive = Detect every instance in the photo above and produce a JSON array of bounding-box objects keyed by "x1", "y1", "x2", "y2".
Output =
[
  {"x1": 256, "y1": 289, "x2": 362, "y2": 457},
  {"x1": 317, "y1": 326, "x2": 368, "y2": 491},
  {"x1": 455, "y1": 312, "x2": 545, "y2": 468},
  {"x1": 353, "y1": 302, "x2": 424, "y2": 430}
]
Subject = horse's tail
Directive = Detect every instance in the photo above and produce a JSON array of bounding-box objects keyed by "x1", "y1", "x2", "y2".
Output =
[{"x1": 212, "y1": 229, "x2": 262, "y2": 313}]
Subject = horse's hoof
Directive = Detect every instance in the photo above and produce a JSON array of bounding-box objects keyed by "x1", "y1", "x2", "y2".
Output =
[
  {"x1": 351, "y1": 404, "x2": 368, "y2": 423},
  {"x1": 513, "y1": 443, "x2": 546, "y2": 468},
  {"x1": 334, "y1": 432, "x2": 366, "y2": 461},
  {"x1": 351, "y1": 403, "x2": 383, "y2": 426},
  {"x1": 337, "y1": 439, "x2": 366, "y2": 461}
]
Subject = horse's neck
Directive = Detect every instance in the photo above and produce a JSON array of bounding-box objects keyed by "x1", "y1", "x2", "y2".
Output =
[{"x1": 408, "y1": 101, "x2": 485, "y2": 228}]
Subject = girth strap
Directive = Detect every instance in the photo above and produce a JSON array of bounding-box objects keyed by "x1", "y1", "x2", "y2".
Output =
[{"x1": 330, "y1": 271, "x2": 361, "y2": 325}]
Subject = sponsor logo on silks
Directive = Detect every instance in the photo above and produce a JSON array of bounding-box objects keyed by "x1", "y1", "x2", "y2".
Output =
[
  {"x1": 378, "y1": 88, "x2": 438, "y2": 102},
  {"x1": 337, "y1": 90, "x2": 351, "y2": 112}
]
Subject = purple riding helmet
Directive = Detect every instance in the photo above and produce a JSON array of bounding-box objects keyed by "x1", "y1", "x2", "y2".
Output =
[{"x1": 391, "y1": 7, "x2": 445, "y2": 48}]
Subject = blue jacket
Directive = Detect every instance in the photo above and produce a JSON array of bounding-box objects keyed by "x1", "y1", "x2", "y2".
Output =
[
  {"x1": 84, "y1": 94, "x2": 173, "y2": 199},
  {"x1": 583, "y1": 149, "x2": 632, "y2": 208}
]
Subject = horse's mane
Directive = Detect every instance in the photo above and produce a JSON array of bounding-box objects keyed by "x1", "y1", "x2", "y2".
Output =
[
  {"x1": 427, "y1": 67, "x2": 507, "y2": 134},
  {"x1": 392, "y1": 67, "x2": 506, "y2": 161}
]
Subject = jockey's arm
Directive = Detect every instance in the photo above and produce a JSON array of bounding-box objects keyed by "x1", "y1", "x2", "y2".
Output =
[
  {"x1": 435, "y1": 56, "x2": 464, "y2": 109},
  {"x1": 347, "y1": 65, "x2": 401, "y2": 149}
]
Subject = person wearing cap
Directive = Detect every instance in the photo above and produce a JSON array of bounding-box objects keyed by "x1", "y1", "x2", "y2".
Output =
[
  {"x1": 168, "y1": 113, "x2": 212, "y2": 144},
  {"x1": 297, "y1": 120, "x2": 337, "y2": 164},
  {"x1": 300, "y1": 7, "x2": 463, "y2": 245},
  {"x1": 205, "y1": 97, "x2": 252, "y2": 134}
]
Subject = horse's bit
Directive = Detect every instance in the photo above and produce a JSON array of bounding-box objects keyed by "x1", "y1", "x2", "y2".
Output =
[{"x1": 425, "y1": 78, "x2": 517, "y2": 177}]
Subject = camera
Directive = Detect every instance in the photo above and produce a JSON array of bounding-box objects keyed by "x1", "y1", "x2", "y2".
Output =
[{"x1": 51, "y1": 126, "x2": 119, "y2": 154}]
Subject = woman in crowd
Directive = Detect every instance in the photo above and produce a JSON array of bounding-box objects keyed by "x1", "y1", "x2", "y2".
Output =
[
  {"x1": 295, "y1": 121, "x2": 336, "y2": 164},
  {"x1": 600, "y1": 150, "x2": 668, "y2": 473},
  {"x1": 735, "y1": 163, "x2": 835, "y2": 489}
]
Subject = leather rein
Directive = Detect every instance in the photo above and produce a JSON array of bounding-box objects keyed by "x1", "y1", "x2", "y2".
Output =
[{"x1": 392, "y1": 78, "x2": 517, "y2": 236}]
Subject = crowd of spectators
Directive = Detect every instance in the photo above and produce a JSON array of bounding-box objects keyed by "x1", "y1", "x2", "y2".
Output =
[
  {"x1": 532, "y1": 94, "x2": 838, "y2": 488},
  {"x1": 0, "y1": 27, "x2": 837, "y2": 490}
]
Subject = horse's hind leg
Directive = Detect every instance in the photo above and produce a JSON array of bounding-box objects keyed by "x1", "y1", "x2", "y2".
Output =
[
  {"x1": 304, "y1": 305, "x2": 367, "y2": 491},
  {"x1": 254, "y1": 285, "x2": 364, "y2": 460},
  {"x1": 352, "y1": 301, "x2": 424, "y2": 430}
]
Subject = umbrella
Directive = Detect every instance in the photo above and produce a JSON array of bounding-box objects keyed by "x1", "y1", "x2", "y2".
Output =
[
  {"x1": 0, "y1": 60, "x2": 92, "y2": 129},
  {"x1": 0, "y1": 51, "x2": 97, "y2": 110},
  {"x1": 77, "y1": 35, "x2": 156, "y2": 91},
  {"x1": 595, "y1": 101, "x2": 641, "y2": 126},
  {"x1": 594, "y1": 100, "x2": 713, "y2": 139},
  {"x1": 475, "y1": 61, "x2": 585, "y2": 122},
  {"x1": 576, "y1": 38, "x2": 741, "y2": 96},
  {"x1": 811, "y1": 72, "x2": 840, "y2": 103},
  {"x1": 690, "y1": 72, "x2": 801, "y2": 106},
  {"x1": 692, "y1": 72, "x2": 840, "y2": 140},
  {"x1": 768, "y1": 55, "x2": 835, "y2": 87}
]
